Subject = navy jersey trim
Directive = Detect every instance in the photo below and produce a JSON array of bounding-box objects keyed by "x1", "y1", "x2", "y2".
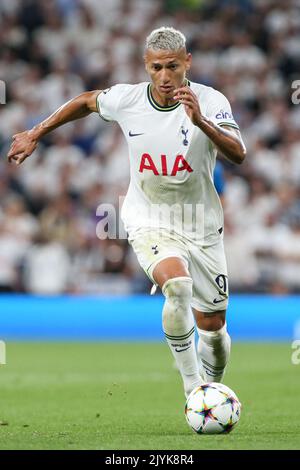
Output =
[
  {"x1": 96, "y1": 91, "x2": 112, "y2": 122},
  {"x1": 147, "y1": 79, "x2": 191, "y2": 112},
  {"x1": 218, "y1": 122, "x2": 240, "y2": 130}
]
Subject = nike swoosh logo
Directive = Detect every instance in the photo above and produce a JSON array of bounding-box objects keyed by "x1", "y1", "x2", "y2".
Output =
[
  {"x1": 129, "y1": 131, "x2": 144, "y2": 137},
  {"x1": 213, "y1": 298, "x2": 225, "y2": 304},
  {"x1": 175, "y1": 347, "x2": 190, "y2": 353}
]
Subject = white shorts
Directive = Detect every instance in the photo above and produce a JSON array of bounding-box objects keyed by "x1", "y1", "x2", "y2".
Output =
[{"x1": 129, "y1": 228, "x2": 229, "y2": 313}]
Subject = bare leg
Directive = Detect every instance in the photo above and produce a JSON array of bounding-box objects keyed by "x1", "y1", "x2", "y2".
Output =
[{"x1": 152, "y1": 256, "x2": 190, "y2": 288}]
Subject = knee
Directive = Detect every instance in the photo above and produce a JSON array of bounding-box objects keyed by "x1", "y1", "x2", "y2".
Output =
[
  {"x1": 162, "y1": 276, "x2": 193, "y2": 330},
  {"x1": 203, "y1": 316, "x2": 226, "y2": 331},
  {"x1": 194, "y1": 310, "x2": 226, "y2": 331},
  {"x1": 162, "y1": 276, "x2": 193, "y2": 301}
]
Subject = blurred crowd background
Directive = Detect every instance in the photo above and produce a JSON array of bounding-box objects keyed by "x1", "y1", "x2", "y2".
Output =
[{"x1": 0, "y1": 0, "x2": 300, "y2": 295}]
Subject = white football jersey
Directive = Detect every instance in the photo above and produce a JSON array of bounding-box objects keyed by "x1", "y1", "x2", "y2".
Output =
[{"x1": 97, "y1": 81, "x2": 239, "y2": 245}]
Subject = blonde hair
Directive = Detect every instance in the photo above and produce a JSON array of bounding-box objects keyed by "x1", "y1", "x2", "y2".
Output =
[{"x1": 145, "y1": 27, "x2": 186, "y2": 52}]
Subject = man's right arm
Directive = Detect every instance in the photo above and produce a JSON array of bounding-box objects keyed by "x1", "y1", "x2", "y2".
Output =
[{"x1": 7, "y1": 90, "x2": 101, "y2": 165}]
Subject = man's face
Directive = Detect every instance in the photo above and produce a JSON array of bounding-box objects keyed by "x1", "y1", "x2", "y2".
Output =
[{"x1": 144, "y1": 48, "x2": 192, "y2": 100}]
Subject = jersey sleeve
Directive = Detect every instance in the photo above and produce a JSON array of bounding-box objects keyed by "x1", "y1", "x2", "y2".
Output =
[
  {"x1": 96, "y1": 85, "x2": 124, "y2": 122},
  {"x1": 206, "y1": 89, "x2": 239, "y2": 130}
]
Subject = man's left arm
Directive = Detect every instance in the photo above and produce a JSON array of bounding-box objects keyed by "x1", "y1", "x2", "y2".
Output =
[{"x1": 173, "y1": 86, "x2": 247, "y2": 165}]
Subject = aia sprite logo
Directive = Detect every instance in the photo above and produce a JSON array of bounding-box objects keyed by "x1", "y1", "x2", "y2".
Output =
[{"x1": 139, "y1": 153, "x2": 193, "y2": 176}]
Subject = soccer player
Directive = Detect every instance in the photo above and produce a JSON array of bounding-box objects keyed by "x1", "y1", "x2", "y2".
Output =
[{"x1": 7, "y1": 27, "x2": 246, "y2": 398}]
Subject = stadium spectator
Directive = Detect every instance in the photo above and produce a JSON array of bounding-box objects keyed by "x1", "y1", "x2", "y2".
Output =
[{"x1": 1, "y1": 0, "x2": 300, "y2": 294}]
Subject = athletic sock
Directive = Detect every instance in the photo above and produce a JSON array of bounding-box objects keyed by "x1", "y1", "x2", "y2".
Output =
[
  {"x1": 162, "y1": 277, "x2": 203, "y2": 397},
  {"x1": 197, "y1": 324, "x2": 231, "y2": 383}
]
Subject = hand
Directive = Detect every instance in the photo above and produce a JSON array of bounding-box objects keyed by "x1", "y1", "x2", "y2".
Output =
[
  {"x1": 7, "y1": 130, "x2": 39, "y2": 165},
  {"x1": 173, "y1": 86, "x2": 203, "y2": 126}
]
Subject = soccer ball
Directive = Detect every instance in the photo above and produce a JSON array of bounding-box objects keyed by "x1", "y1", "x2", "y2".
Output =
[{"x1": 185, "y1": 383, "x2": 241, "y2": 434}]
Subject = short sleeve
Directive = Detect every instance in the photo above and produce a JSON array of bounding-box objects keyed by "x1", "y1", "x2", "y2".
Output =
[
  {"x1": 96, "y1": 85, "x2": 123, "y2": 122},
  {"x1": 206, "y1": 89, "x2": 239, "y2": 130}
]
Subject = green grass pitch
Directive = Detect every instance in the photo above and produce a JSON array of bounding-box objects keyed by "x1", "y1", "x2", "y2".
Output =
[{"x1": 0, "y1": 342, "x2": 299, "y2": 450}]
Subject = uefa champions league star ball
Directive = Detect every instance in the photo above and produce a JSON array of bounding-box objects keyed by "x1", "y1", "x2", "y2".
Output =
[{"x1": 185, "y1": 383, "x2": 241, "y2": 434}]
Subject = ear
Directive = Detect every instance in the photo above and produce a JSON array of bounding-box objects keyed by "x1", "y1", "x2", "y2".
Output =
[
  {"x1": 186, "y1": 52, "x2": 192, "y2": 71},
  {"x1": 143, "y1": 53, "x2": 149, "y2": 72}
]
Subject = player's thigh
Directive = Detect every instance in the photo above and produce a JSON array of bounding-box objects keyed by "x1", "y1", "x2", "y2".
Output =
[
  {"x1": 129, "y1": 229, "x2": 189, "y2": 286},
  {"x1": 189, "y1": 239, "x2": 229, "y2": 316}
]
